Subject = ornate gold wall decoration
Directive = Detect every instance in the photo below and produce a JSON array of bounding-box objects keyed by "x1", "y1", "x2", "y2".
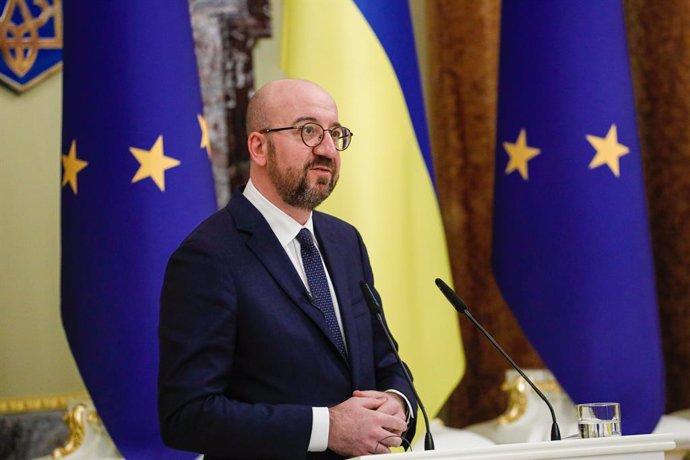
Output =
[
  {"x1": 51, "y1": 403, "x2": 98, "y2": 459},
  {"x1": 498, "y1": 374, "x2": 561, "y2": 425}
]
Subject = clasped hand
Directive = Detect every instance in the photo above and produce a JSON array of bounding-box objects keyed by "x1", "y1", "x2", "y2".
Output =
[{"x1": 328, "y1": 390, "x2": 408, "y2": 457}]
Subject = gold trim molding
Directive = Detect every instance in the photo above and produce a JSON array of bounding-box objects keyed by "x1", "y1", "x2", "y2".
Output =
[{"x1": 0, "y1": 392, "x2": 90, "y2": 414}]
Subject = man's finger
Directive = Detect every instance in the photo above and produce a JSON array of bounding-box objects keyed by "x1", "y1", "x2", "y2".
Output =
[
  {"x1": 353, "y1": 389, "x2": 387, "y2": 399},
  {"x1": 354, "y1": 396, "x2": 386, "y2": 410},
  {"x1": 372, "y1": 443, "x2": 391, "y2": 455},
  {"x1": 376, "y1": 412, "x2": 408, "y2": 433},
  {"x1": 378, "y1": 433, "x2": 403, "y2": 448}
]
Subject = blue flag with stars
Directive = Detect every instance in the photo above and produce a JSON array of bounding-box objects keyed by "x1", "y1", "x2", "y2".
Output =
[
  {"x1": 493, "y1": 0, "x2": 664, "y2": 435},
  {"x1": 61, "y1": 1, "x2": 215, "y2": 458}
]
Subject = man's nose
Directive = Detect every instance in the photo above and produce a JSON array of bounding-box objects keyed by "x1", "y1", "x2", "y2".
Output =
[{"x1": 313, "y1": 133, "x2": 338, "y2": 157}]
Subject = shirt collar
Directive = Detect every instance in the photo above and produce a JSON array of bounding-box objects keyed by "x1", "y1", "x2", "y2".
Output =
[{"x1": 243, "y1": 179, "x2": 314, "y2": 247}]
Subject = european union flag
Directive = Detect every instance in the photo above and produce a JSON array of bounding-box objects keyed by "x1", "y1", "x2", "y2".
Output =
[
  {"x1": 61, "y1": 2, "x2": 215, "y2": 458},
  {"x1": 493, "y1": 0, "x2": 664, "y2": 435}
]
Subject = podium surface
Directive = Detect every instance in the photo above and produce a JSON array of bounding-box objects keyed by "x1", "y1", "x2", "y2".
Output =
[{"x1": 350, "y1": 434, "x2": 676, "y2": 460}]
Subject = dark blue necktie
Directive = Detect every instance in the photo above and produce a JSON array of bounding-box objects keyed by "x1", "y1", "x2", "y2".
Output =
[{"x1": 296, "y1": 228, "x2": 347, "y2": 359}]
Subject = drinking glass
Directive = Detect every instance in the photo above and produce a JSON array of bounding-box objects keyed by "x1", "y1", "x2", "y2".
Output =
[{"x1": 577, "y1": 402, "x2": 621, "y2": 438}]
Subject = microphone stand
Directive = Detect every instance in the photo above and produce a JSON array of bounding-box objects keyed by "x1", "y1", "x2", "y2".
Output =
[
  {"x1": 435, "y1": 278, "x2": 561, "y2": 441},
  {"x1": 360, "y1": 282, "x2": 435, "y2": 450}
]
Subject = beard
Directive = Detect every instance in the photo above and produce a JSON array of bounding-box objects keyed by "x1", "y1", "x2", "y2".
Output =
[{"x1": 266, "y1": 140, "x2": 339, "y2": 210}]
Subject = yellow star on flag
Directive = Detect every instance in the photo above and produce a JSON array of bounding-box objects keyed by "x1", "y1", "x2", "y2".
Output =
[
  {"x1": 61, "y1": 140, "x2": 88, "y2": 194},
  {"x1": 503, "y1": 128, "x2": 541, "y2": 180},
  {"x1": 198, "y1": 114, "x2": 211, "y2": 158},
  {"x1": 587, "y1": 124, "x2": 630, "y2": 177},
  {"x1": 130, "y1": 135, "x2": 180, "y2": 191}
]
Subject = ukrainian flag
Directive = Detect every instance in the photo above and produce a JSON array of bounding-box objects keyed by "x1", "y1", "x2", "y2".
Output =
[{"x1": 282, "y1": 0, "x2": 465, "y2": 430}]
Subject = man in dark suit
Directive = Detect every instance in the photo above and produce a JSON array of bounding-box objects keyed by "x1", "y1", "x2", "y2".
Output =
[{"x1": 158, "y1": 79, "x2": 417, "y2": 459}]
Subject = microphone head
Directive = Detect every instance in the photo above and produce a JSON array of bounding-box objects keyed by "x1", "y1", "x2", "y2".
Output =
[
  {"x1": 359, "y1": 281, "x2": 383, "y2": 316},
  {"x1": 435, "y1": 278, "x2": 469, "y2": 313}
]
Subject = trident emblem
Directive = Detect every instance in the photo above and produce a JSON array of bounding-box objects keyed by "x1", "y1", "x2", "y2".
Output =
[{"x1": 0, "y1": 0, "x2": 62, "y2": 91}]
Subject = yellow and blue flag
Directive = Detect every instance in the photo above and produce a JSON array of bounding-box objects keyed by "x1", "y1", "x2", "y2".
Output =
[
  {"x1": 283, "y1": 0, "x2": 465, "y2": 432},
  {"x1": 61, "y1": 2, "x2": 215, "y2": 458},
  {"x1": 493, "y1": 0, "x2": 664, "y2": 434}
]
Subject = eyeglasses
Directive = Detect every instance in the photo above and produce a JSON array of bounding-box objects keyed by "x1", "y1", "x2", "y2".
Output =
[{"x1": 259, "y1": 122, "x2": 354, "y2": 151}]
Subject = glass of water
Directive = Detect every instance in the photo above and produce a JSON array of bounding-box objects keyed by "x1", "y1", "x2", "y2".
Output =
[{"x1": 577, "y1": 402, "x2": 621, "y2": 438}]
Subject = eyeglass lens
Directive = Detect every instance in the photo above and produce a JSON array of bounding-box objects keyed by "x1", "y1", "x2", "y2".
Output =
[{"x1": 301, "y1": 123, "x2": 351, "y2": 151}]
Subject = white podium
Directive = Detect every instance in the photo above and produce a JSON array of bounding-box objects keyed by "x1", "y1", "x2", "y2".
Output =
[{"x1": 350, "y1": 434, "x2": 676, "y2": 460}]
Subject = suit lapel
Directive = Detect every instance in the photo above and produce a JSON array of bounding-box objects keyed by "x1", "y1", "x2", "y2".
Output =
[{"x1": 228, "y1": 195, "x2": 348, "y2": 364}]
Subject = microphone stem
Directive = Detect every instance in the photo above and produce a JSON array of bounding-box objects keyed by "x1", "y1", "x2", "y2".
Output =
[
  {"x1": 375, "y1": 313, "x2": 435, "y2": 450},
  {"x1": 463, "y1": 310, "x2": 561, "y2": 441}
]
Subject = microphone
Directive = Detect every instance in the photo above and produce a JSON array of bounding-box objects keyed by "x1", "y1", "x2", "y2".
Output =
[
  {"x1": 434, "y1": 278, "x2": 562, "y2": 441},
  {"x1": 359, "y1": 281, "x2": 435, "y2": 451}
]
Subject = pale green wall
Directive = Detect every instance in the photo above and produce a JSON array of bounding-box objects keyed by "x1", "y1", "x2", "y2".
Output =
[
  {"x1": 254, "y1": 0, "x2": 285, "y2": 85},
  {"x1": 0, "y1": 73, "x2": 85, "y2": 398},
  {"x1": 410, "y1": 0, "x2": 430, "y2": 96}
]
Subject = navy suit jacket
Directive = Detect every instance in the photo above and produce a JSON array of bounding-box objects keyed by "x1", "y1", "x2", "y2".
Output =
[{"x1": 158, "y1": 192, "x2": 417, "y2": 459}]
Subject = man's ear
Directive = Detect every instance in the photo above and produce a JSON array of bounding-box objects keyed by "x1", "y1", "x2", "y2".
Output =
[{"x1": 248, "y1": 132, "x2": 268, "y2": 166}]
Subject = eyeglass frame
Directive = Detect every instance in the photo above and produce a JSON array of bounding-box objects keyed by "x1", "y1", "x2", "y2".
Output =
[{"x1": 258, "y1": 122, "x2": 354, "y2": 151}]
